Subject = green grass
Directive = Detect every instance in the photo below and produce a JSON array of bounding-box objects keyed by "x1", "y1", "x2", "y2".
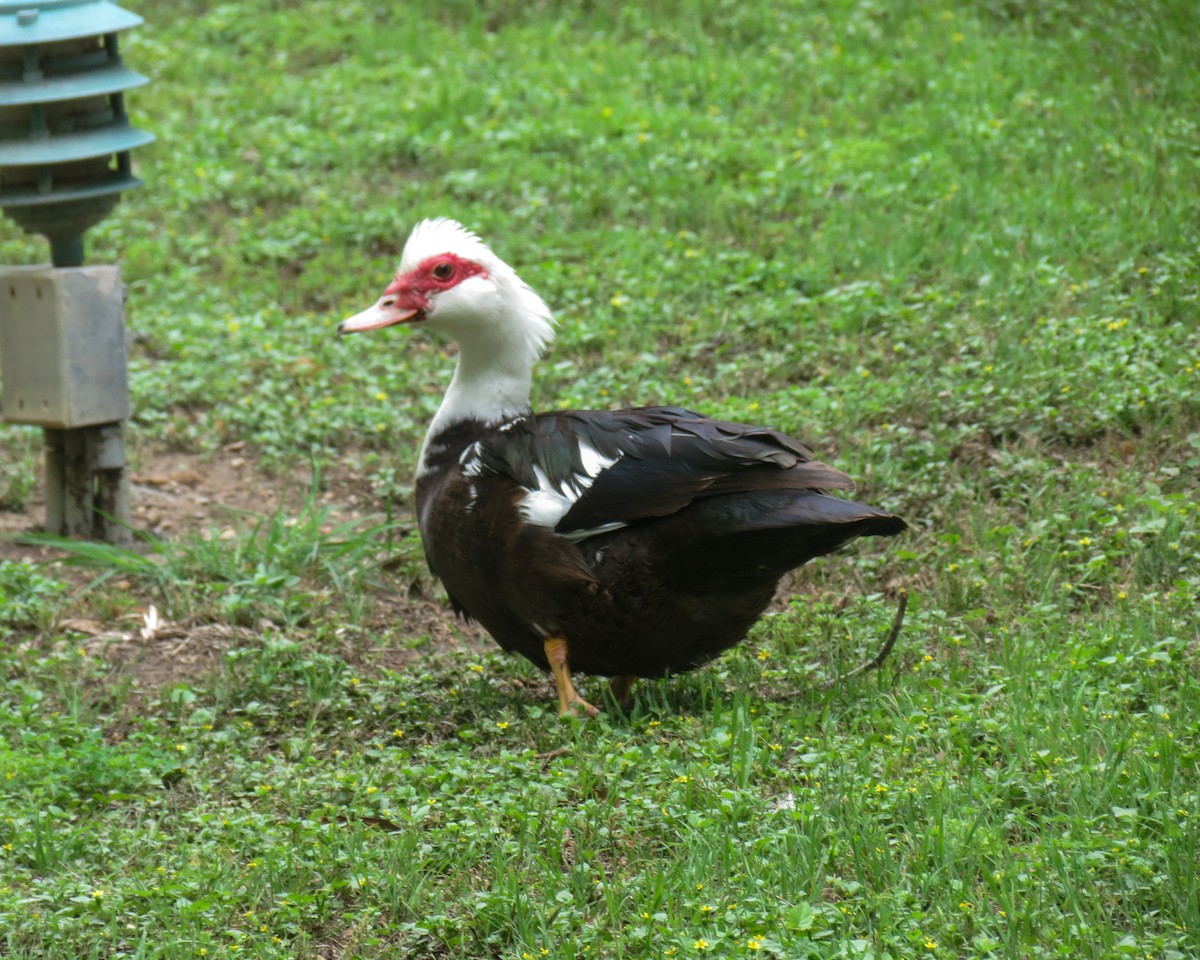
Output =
[{"x1": 1, "y1": 1, "x2": 1199, "y2": 957}]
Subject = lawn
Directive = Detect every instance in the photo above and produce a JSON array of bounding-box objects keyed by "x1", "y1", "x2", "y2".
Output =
[{"x1": 1, "y1": 1, "x2": 1198, "y2": 958}]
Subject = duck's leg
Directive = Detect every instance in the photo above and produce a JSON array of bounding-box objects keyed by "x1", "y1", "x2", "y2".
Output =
[
  {"x1": 543, "y1": 635, "x2": 598, "y2": 718},
  {"x1": 609, "y1": 674, "x2": 637, "y2": 709}
]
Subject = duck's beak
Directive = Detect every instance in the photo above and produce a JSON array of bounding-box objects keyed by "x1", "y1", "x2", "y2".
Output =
[{"x1": 337, "y1": 296, "x2": 423, "y2": 336}]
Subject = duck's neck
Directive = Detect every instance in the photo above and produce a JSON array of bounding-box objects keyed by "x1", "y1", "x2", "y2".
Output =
[
  {"x1": 417, "y1": 334, "x2": 537, "y2": 476},
  {"x1": 436, "y1": 343, "x2": 534, "y2": 431},
  {"x1": 415, "y1": 266, "x2": 554, "y2": 477}
]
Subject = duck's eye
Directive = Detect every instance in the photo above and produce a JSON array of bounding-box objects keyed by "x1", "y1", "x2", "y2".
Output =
[{"x1": 431, "y1": 261, "x2": 455, "y2": 281}]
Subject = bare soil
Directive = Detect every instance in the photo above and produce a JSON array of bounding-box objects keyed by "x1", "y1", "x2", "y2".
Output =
[
  {"x1": 0, "y1": 440, "x2": 337, "y2": 547},
  {"x1": 0, "y1": 441, "x2": 474, "y2": 695}
]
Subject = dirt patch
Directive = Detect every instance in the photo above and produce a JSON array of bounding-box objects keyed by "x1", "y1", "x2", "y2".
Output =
[
  {"x1": 63, "y1": 610, "x2": 259, "y2": 690},
  {"x1": 128, "y1": 442, "x2": 322, "y2": 537},
  {"x1": 1, "y1": 440, "x2": 474, "y2": 692},
  {"x1": 1, "y1": 441, "x2": 349, "y2": 550}
]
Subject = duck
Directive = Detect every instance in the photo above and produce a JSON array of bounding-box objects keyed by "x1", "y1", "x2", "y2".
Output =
[{"x1": 339, "y1": 218, "x2": 906, "y2": 716}]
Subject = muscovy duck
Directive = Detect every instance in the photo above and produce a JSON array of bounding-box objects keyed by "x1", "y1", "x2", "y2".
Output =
[{"x1": 339, "y1": 219, "x2": 906, "y2": 716}]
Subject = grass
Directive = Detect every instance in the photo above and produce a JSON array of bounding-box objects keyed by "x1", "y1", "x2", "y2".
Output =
[{"x1": 1, "y1": 1, "x2": 1199, "y2": 957}]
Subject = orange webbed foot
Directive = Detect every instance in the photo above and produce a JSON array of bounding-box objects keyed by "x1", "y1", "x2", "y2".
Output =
[{"x1": 543, "y1": 635, "x2": 598, "y2": 718}]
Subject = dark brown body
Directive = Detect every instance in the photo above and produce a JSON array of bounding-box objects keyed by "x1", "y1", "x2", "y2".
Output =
[{"x1": 416, "y1": 410, "x2": 905, "y2": 678}]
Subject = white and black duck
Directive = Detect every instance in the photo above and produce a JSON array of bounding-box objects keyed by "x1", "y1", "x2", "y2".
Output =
[{"x1": 339, "y1": 219, "x2": 906, "y2": 716}]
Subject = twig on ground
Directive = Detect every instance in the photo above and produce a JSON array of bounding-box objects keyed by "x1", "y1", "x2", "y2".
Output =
[
  {"x1": 537, "y1": 746, "x2": 572, "y2": 770},
  {"x1": 821, "y1": 589, "x2": 908, "y2": 690}
]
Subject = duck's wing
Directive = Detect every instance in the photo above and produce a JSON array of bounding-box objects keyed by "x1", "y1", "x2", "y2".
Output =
[{"x1": 467, "y1": 406, "x2": 858, "y2": 542}]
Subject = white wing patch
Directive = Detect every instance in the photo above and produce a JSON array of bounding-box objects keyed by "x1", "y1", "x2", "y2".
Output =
[
  {"x1": 517, "y1": 438, "x2": 624, "y2": 541},
  {"x1": 519, "y1": 488, "x2": 573, "y2": 528},
  {"x1": 531, "y1": 463, "x2": 553, "y2": 491},
  {"x1": 460, "y1": 442, "x2": 486, "y2": 478},
  {"x1": 578, "y1": 439, "x2": 618, "y2": 479}
]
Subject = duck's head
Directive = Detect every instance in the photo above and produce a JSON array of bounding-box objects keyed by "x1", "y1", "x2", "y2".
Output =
[{"x1": 338, "y1": 218, "x2": 554, "y2": 361}]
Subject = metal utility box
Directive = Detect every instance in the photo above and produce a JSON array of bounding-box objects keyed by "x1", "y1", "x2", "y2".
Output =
[{"x1": 0, "y1": 264, "x2": 129, "y2": 427}]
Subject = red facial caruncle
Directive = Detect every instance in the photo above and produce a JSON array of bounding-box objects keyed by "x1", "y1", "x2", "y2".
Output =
[
  {"x1": 385, "y1": 253, "x2": 488, "y2": 304},
  {"x1": 338, "y1": 253, "x2": 488, "y2": 335}
]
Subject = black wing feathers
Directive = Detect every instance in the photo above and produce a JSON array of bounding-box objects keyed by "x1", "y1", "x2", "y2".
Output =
[{"x1": 474, "y1": 406, "x2": 865, "y2": 538}]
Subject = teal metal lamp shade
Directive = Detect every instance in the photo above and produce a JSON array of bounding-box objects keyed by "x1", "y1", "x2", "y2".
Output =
[{"x1": 0, "y1": 0, "x2": 154, "y2": 266}]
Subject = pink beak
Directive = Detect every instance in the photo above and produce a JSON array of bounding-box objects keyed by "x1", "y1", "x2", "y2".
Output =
[
  {"x1": 338, "y1": 273, "x2": 431, "y2": 335},
  {"x1": 337, "y1": 295, "x2": 423, "y2": 336}
]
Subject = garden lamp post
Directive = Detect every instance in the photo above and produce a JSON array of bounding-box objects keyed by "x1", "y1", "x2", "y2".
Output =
[{"x1": 0, "y1": 0, "x2": 153, "y2": 543}]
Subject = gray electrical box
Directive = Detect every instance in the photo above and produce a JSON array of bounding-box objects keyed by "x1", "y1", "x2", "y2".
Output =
[{"x1": 0, "y1": 264, "x2": 130, "y2": 428}]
